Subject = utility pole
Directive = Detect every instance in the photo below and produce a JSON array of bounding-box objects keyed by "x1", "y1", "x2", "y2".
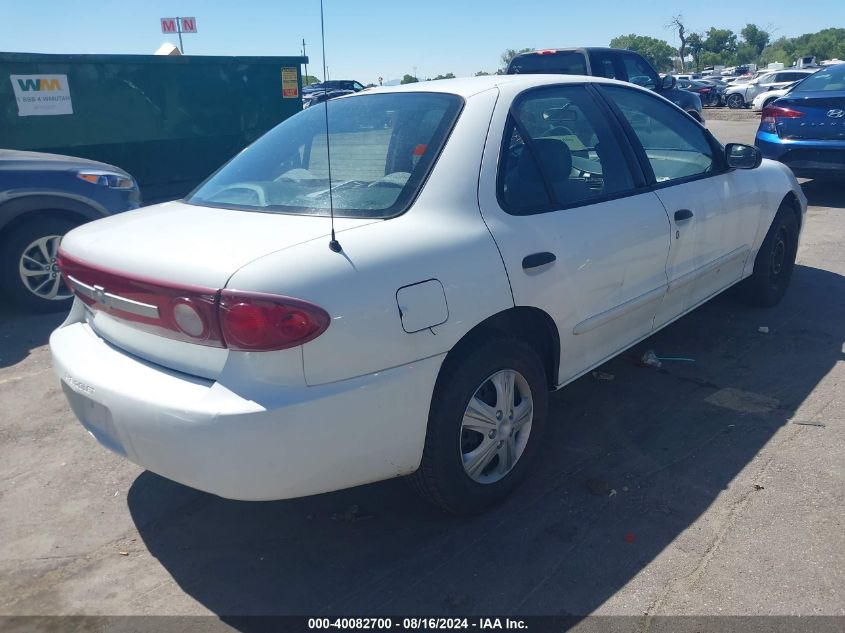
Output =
[{"x1": 413, "y1": 65, "x2": 417, "y2": 81}]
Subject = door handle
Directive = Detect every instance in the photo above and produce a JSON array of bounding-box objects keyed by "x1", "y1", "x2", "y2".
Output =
[
  {"x1": 674, "y1": 209, "x2": 694, "y2": 222},
  {"x1": 522, "y1": 252, "x2": 556, "y2": 270}
]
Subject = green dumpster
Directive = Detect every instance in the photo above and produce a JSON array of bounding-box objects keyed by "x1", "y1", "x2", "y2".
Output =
[{"x1": 1, "y1": 52, "x2": 307, "y2": 202}]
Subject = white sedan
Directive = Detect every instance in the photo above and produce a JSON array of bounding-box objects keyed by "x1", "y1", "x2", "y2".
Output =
[
  {"x1": 51, "y1": 75, "x2": 806, "y2": 514},
  {"x1": 750, "y1": 82, "x2": 798, "y2": 112}
]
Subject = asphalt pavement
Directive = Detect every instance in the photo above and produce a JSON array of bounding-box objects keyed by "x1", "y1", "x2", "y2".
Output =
[{"x1": 0, "y1": 117, "x2": 842, "y2": 628}]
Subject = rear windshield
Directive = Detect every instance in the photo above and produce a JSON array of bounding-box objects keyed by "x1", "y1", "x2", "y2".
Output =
[
  {"x1": 187, "y1": 92, "x2": 463, "y2": 219},
  {"x1": 792, "y1": 66, "x2": 845, "y2": 93},
  {"x1": 508, "y1": 51, "x2": 588, "y2": 75}
]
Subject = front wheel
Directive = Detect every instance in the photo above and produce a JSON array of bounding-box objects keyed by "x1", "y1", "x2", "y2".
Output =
[
  {"x1": 737, "y1": 202, "x2": 799, "y2": 307},
  {"x1": 408, "y1": 337, "x2": 548, "y2": 514},
  {"x1": 727, "y1": 93, "x2": 745, "y2": 109},
  {"x1": 1, "y1": 217, "x2": 79, "y2": 312}
]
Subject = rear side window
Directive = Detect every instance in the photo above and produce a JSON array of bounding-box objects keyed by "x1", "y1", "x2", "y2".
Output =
[
  {"x1": 601, "y1": 85, "x2": 716, "y2": 184},
  {"x1": 188, "y1": 93, "x2": 462, "y2": 218},
  {"x1": 507, "y1": 51, "x2": 589, "y2": 75},
  {"x1": 498, "y1": 85, "x2": 635, "y2": 215},
  {"x1": 792, "y1": 66, "x2": 845, "y2": 92}
]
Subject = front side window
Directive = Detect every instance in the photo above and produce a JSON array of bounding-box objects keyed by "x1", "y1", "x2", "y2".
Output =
[
  {"x1": 620, "y1": 54, "x2": 658, "y2": 90},
  {"x1": 188, "y1": 93, "x2": 462, "y2": 218},
  {"x1": 498, "y1": 85, "x2": 635, "y2": 215},
  {"x1": 601, "y1": 85, "x2": 717, "y2": 184}
]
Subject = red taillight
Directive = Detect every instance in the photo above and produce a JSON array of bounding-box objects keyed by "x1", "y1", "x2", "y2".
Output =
[
  {"x1": 58, "y1": 250, "x2": 330, "y2": 352},
  {"x1": 219, "y1": 290, "x2": 330, "y2": 351},
  {"x1": 760, "y1": 104, "x2": 804, "y2": 133},
  {"x1": 761, "y1": 104, "x2": 804, "y2": 119}
]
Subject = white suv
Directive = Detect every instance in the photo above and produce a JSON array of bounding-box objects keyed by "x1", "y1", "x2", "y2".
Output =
[{"x1": 724, "y1": 69, "x2": 816, "y2": 108}]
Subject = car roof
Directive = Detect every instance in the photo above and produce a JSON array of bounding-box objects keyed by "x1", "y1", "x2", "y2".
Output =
[{"x1": 358, "y1": 74, "x2": 637, "y2": 98}]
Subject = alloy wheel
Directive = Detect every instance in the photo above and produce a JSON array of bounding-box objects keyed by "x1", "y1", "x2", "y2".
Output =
[
  {"x1": 18, "y1": 235, "x2": 70, "y2": 301},
  {"x1": 459, "y1": 369, "x2": 533, "y2": 484},
  {"x1": 727, "y1": 94, "x2": 745, "y2": 109}
]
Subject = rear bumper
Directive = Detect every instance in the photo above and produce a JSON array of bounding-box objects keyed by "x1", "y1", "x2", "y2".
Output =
[
  {"x1": 756, "y1": 133, "x2": 845, "y2": 178},
  {"x1": 51, "y1": 320, "x2": 443, "y2": 501}
]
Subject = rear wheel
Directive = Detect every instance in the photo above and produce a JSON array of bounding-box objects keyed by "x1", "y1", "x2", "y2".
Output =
[
  {"x1": 408, "y1": 337, "x2": 548, "y2": 514},
  {"x1": 738, "y1": 202, "x2": 799, "y2": 307},
  {"x1": 1, "y1": 217, "x2": 79, "y2": 312},
  {"x1": 727, "y1": 93, "x2": 745, "y2": 109}
]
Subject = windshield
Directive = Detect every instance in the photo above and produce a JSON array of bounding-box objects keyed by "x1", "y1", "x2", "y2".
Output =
[
  {"x1": 188, "y1": 92, "x2": 463, "y2": 219},
  {"x1": 792, "y1": 65, "x2": 845, "y2": 92},
  {"x1": 508, "y1": 51, "x2": 588, "y2": 75}
]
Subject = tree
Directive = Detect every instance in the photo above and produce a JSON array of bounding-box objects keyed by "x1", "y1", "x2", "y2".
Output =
[
  {"x1": 609, "y1": 34, "x2": 677, "y2": 72},
  {"x1": 302, "y1": 75, "x2": 320, "y2": 86},
  {"x1": 687, "y1": 32, "x2": 704, "y2": 69},
  {"x1": 669, "y1": 15, "x2": 688, "y2": 72},
  {"x1": 400, "y1": 74, "x2": 419, "y2": 84},
  {"x1": 474, "y1": 70, "x2": 491, "y2": 76},
  {"x1": 703, "y1": 28, "x2": 738, "y2": 55},
  {"x1": 432, "y1": 73, "x2": 456, "y2": 80},
  {"x1": 740, "y1": 23, "x2": 770, "y2": 56},
  {"x1": 499, "y1": 48, "x2": 532, "y2": 72}
]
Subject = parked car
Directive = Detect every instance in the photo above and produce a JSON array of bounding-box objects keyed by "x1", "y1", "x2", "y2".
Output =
[
  {"x1": 724, "y1": 69, "x2": 817, "y2": 109},
  {"x1": 302, "y1": 79, "x2": 366, "y2": 95},
  {"x1": 506, "y1": 47, "x2": 703, "y2": 121},
  {"x1": 676, "y1": 78, "x2": 721, "y2": 107},
  {"x1": 302, "y1": 89, "x2": 356, "y2": 108},
  {"x1": 0, "y1": 150, "x2": 140, "y2": 312},
  {"x1": 755, "y1": 63, "x2": 845, "y2": 180},
  {"x1": 751, "y1": 81, "x2": 799, "y2": 112},
  {"x1": 51, "y1": 75, "x2": 805, "y2": 514}
]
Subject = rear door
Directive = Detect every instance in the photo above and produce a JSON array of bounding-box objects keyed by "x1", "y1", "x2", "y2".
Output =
[
  {"x1": 478, "y1": 83, "x2": 672, "y2": 384},
  {"x1": 598, "y1": 84, "x2": 758, "y2": 325}
]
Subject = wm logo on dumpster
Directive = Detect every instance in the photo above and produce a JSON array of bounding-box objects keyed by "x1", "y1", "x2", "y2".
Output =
[{"x1": 16, "y1": 77, "x2": 63, "y2": 91}]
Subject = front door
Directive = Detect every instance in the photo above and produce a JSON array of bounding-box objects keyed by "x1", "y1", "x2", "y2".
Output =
[{"x1": 478, "y1": 83, "x2": 671, "y2": 384}]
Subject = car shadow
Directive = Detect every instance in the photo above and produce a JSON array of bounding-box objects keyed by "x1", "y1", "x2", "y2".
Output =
[
  {"x1": 802, "y1": 180, "x2": 844, "y2": 209},
  {"x1": 0, "y1": 305, "x2": 65, "y2": 369},
  {"x1": 128, "y1": 264, "x2": 845, "y2": 624}
]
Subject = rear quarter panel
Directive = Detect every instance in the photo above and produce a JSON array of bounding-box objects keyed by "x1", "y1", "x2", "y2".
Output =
[{"x1": 225, "y1": 88, "x2": 514, "y2": 386}]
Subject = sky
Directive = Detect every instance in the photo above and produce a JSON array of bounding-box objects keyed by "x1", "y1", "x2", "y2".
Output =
[{"x1": 2, "y1": 0, "x2": 843, "y2": 85}]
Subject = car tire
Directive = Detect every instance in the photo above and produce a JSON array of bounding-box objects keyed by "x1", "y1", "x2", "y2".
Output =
[
  {"x1": 408, "y1": 336, "x2": 549, "y2": 515},
  {"x1": 761, "y1": 97, "x2": 777, "y2": 110},
  {"x1": 1, "y1": 217, "x2": 79, "y2": 313},
  {"x1": 737, "y1": 202, "x2": 799, "y2": 307},
  {"x1": 727, "y1": 94, "x2": 745, "y2": 109}
]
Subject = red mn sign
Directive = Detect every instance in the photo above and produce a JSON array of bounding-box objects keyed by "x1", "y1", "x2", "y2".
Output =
[{"x1": 160, "y1": 17, "x2": 197, "y2": 34}]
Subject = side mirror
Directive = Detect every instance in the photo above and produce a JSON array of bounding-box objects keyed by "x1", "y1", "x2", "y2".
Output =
[
  {"x1": 661, "y1": 75, "x2": 677, "y2": 90},
  {"x1": 725, "y1": 143, "x2": 762, "y2": 169}
]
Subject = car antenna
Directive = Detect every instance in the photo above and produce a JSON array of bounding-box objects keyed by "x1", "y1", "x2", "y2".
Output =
[{"x1": 320, "y1": 0, "x2": 342, "y2": 253}]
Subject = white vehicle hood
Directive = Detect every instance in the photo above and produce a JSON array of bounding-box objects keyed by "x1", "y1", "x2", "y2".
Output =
[{"x1": 60, "y1": 200, "x2": 377, "y2": 288}]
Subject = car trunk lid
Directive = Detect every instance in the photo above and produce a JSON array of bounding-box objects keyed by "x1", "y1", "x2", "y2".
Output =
[
  {"x1": 774, "y1": 92, "x2": 845, "y2": 141},
  {"x1": 58, "y1": 200, "x2": 376, "y2": 378}
]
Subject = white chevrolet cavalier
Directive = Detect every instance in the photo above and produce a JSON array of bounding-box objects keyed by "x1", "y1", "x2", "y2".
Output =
[{"x1": 51, "y1": 75, "x2": 806, "y2": 513}]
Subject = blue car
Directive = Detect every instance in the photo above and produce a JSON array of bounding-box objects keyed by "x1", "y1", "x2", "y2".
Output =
[{"x1": 755, "y1": 63, "x2": 845, "y2": 180}]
